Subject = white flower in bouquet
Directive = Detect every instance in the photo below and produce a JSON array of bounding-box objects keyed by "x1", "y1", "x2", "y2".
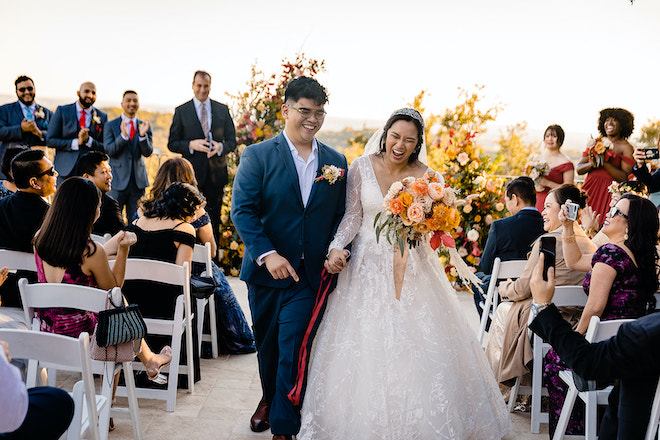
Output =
[
  {"x1": 463, "y1": 204, "x2": 473, "y2": 214},
  {"x1": 467, "y1": 229, "x2": 480, "y2": 242},
  {"x1": 495, "y1": 202, "x2": 504, "y2": 212},
  {"x1": 442, "y1": 187, "x2": 457, "y2": 206},
  {"x1": 458, "y1": 247, "x2": 469, "y2": 257}
]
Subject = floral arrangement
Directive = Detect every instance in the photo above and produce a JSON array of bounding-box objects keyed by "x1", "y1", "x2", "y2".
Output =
[
  {"x1": 524, "y1": 159, "x2": 550, "y2": 185},
  {"x1": 588, "y1": 135, "x2": 614, "y2": 167},
  {"x1": 34, "y1": 106, "x2": 45, "y2": 119},
  {"x1": 607, "y1": 180, "x2": 648, "y2": 198},
  {"x1": 315, "y1": 165, "x2": 345, "y2": 185}
]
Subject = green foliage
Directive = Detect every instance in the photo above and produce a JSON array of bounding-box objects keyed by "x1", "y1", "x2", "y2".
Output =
[
  {"x1": 636, "y1": 118, "x2": 660, "y2": 149},
  {"x1": 99, "y1": 107, "x2": 173, "y2": 154},
  {"x1": 495, "y1": 122, "x2": 538, "y2": 176}
]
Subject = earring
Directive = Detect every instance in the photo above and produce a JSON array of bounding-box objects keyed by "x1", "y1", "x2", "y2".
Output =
[{"x1": 624, "y1": 228, "x2": 628, "y2": 241}]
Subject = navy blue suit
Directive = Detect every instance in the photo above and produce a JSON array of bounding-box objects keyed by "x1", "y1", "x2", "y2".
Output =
[
  {"x1": 0, "y1": 101, "x2": 53, "y2": 179},
  {"x1": 632, "y1": 163, "x2": 660, "y2": 194},
  {"x1": 47, "y1": 103, "x2": 107, "y2": 179},
  {"x1": 530, "y1": 305, "x2": 660, "y2": 440},
  {"x1": 104, "y1": 116, "x2": 153, "y2": 220},
  {"x1": 231, "y1": 132, "x2": 347, "y2": 435}
]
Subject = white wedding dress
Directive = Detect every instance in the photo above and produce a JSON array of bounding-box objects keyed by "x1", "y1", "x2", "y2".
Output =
[{"x1": 298, "y1": 156, "x2": 512, "y2": 440}]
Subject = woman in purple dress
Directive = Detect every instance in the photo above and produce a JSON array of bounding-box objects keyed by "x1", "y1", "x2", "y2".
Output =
[{"x1": 544, "y1": 193, "x2": 659, "y2": 436}]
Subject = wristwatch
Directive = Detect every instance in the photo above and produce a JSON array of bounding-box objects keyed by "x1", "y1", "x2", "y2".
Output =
[{"x1": 531, "y1": 301, "x2": 552, "y2": 317}]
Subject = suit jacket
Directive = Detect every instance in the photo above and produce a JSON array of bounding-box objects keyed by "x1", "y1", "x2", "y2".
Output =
[
  {"x1": 479, "y1": 208, "x2": 545, "y2": 275},
  {"x1": 0, "y1": 101, "x2": 53, "y2": 179},
  {"x1": 530, "y1": 305, "x2": 660, "y2": 439},
  {"x1": 103, "y1": 116, "x2": 153, "y2": 190},
  {"x1": 231, "y1": 132, "x2": 347, "y2": 290},
  {"x1": 47, "y1": 103, "x2": 107, "y2": 177},
  {"x1": 0, "y1": 191, "x2": 49, "y2": 252},
  {"x1": 93, "y1": 193, "x2": 125, "y2": 236},
  {"x1": 167, "y1": 99, "x2": 236, "y2": 187},
  {"x1": 632, "y1": 163, "x2": 660, "y2": 194}
]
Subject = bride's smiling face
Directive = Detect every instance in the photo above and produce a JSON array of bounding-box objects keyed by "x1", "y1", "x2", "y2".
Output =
[{"x1": 384, "y1": 120, "x2": 419, "y2": 164}]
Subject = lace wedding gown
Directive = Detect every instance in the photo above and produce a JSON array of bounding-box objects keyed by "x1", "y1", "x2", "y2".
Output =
[{"x1": 298, "y1": 156, "x2": 512, "y2": 440}]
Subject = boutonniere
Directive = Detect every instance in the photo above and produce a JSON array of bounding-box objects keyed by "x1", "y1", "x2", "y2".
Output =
[
  {"x1": 315, "y1": 165, "x2": 346, "y2": 185},
  {"x1": 34, "y1": 106, "x2": 45, "y2": 119},
  {"x1": 92, "y1": 111, "x2": 101, "y2": 125}
]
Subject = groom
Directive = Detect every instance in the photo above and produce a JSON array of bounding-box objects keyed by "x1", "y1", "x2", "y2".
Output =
[{"x1": 231, "y1": 76, "x2": 347, "y2": 440}]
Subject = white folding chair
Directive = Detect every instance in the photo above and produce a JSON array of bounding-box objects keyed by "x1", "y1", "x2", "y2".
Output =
[
  {"x1": 477, "y1": 257, "x2": 527, "y2": 345},
  {"x1": 90, "y1": 233, "x2": 113, "y2": 244},
  {"x1": 553, "y1": 316, "x2": 635, "y2": 440},
  {"x1": 646, "y1": 378, "x2": 660, "y2": 440},
  {"x1": 0, "y1": 249, "x2": 37, "y2": 329},
  {"x1": 18, "y1": 280, "x2": 142, "y2": 440},
  {"x1": 507, "y1": 285, "x2": 588, "y2": 433},
  {"x1": 114, "y1": 259, "x2": 194, "y2": 412},
  {"x1": 192, "y1": 242, "x2": 218, "y2": 358},
  {"x1": 0, "y1": 328, "x2": 102, "y2": 440}
]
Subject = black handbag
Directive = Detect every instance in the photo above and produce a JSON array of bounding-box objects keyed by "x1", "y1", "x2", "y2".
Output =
[
  {"x1": 95, "y1": 290, "x2": 147, "y2": 347},
  {"x1": 190, "y1": 274, "x2": 216, "y2": 299}
]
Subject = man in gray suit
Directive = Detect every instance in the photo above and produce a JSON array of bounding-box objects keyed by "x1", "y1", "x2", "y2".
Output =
[
  {"x1": 103, "y1": 90, "x2": 153, "y2": 221},
  {"x1": 47, "y1": 82, "x2": 107, "y2": 183}
]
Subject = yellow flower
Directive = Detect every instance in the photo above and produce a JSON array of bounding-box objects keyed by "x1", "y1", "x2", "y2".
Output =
[
  {"x1": 230, "y1": 268, "x2": 240, "y2": 277},
  {"x1": 474, "y1": 215, "x2": 482, "y2": 222},
  {"x1": 255, "y1": 128, "x2": 264, "y2": 138},
  {"x1": 256, "y1": 103, "x2": 265, "y2": 112}
]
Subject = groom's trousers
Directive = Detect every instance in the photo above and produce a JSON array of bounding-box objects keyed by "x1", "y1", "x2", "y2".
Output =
[{"x1": 247, "y1": 265, "x2": 316, "y2": 435}]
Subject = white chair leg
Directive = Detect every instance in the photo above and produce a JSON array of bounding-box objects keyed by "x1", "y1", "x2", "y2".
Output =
[
  {"x1": 98, "y1": 364, "x2": 114, "y2": 440},
  {"x1": 531, "y1": 344, "x2": 545, "y2": 434},
  {"x1": 508, "y1": 376, "x2": 521, "y2": 412},
  {"x1": 584, "y1": 392, "x2": 598, "y2": 440},
  {"x1": 553, "y1": 385, "x2": 578, "y2": 440},
  {"x1": 208, "y1": 295, "x2": 218, "y2": 358},
  {"x1": 67, "y1": 381, "x2": 84, "y2": 440},
  {"x1": 477, "y1": 296, "x2": 492, "y2": 344},
  {"x1": 121, "y1": 361, "x2": 142, "y2": 440},
  {"x1": 196, "y1": 297, "x2": 207, "y2": 357}
]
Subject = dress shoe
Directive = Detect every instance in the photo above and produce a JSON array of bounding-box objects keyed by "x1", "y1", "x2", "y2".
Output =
[
  {"x1": 250, "y1": 399, "x2": 270, "y2": 432},
  {"x1": 272, "y1": 435, "x2": 292, "y2": 440}
]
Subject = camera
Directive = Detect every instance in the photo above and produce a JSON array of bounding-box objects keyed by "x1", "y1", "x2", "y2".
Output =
[{"x1": 645, "y1": 148, "x2": 659, "y2": 160}]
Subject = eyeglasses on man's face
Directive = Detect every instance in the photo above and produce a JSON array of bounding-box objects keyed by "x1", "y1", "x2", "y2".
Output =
[
  {"x1": 608, "y1": 206, "x2": 628, "y2": 220},
  {"x1": 34, "y1": 167, "x2": 56, "y2": 178},
  {"x1": 17, "y1": 86, "x2": 34, "y2": 92},
  {"x1": 288, "y1": 105, "x2": 326, "y2": 120}
]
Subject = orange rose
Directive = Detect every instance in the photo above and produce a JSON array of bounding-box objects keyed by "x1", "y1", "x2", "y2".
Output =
[
  {"x1": 407, "y1": 203, "x2": 425, "y2": 223},
  {"x1": 411, "y1": 180, "x2": 428, "y2": 196},
  {"x1": 400, "y1": 209, "x2": 413, "y2": 226},
  {"x1": 428, "y1": 182, "x2": 444, "y2": 200},
  {"x1": 426, "y1": 216, "x2": 442, "y2": 231},
  {"x1": 389, "y1": 198, "x2": 404, "y2": 215},
  {"x1": 398, "y1": 192, "x2": 413, "y2": 207}
]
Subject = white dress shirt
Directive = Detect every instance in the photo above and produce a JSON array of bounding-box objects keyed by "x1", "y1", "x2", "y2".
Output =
[{"x1": 0, "y1": 348, "x2": 28, "y2": 433}]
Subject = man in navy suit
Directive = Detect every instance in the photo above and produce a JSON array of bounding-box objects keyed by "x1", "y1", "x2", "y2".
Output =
[
  {"x1": 47, "y1": 82, "x2": 107, "y2": 182},
  {"x1": 168, "y1": 71, "x2": 236, "y2": 252},
  {"x1": 0, "y1": 75, "x2": 53, "y2": 179},
  {"x1": 231, "y1": 77, "x2": 347, "y2": 440},
  {"x1": 529, "y1": 255, "x2": 660, "y2": 440},
  {"x1": 632, "y1": 138, "x2": 660, "y2": 193},
  {"x1": 104, "y1": 90, "x2": 153, "y2": 221},
  {"x1": 473, "y1": 176, "x2": 545, "y2": 325}
]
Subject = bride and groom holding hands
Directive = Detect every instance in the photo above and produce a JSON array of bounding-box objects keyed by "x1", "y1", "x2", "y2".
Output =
[{"x1": 231, "y1": 77, "x2": 512, "y2": 439}]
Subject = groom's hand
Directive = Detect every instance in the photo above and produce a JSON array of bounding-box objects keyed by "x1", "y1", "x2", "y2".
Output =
[
  {"x1": 324, "y1": 249, "x2": 348, "y2": 274},
  {"x1": 264, "y1": 253, "x2": 299, "y2": 282}
]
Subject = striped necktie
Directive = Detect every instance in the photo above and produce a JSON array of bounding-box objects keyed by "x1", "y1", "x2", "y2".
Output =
[{"x1": 200, "y1": 103, "x2": 209, "y2": 138}]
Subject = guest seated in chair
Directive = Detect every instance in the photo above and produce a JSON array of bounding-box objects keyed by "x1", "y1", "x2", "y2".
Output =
[
  {"x1": 139, "y1": 158, "x2": 255, "y2": 355},
  {"x1": 543, "y1": 193, "x2": 659, "y2": 436},
  {"x1": 33, "y1": 177, "x2": 172, "y2": 383},
  {"x1": 0, "y1": 146, "x2": 28, "y2": 200},
  {"x1": 484, "y1": 184, "x2": 596, "y2": 400}
]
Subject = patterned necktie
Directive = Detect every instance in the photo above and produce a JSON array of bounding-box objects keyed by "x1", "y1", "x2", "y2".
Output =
[
  {"x1": 79, "y1": 110, "x2": 86, "y2": 128},
  {"x1": 200, "y1": 103, "x2": 209, "y2": 138},
  {"x1": 26, "y1": 107, "x2": 34, "y2": 121},
  {"x1": 129, "y1": 120, "x2": 136, "y2": 141}
]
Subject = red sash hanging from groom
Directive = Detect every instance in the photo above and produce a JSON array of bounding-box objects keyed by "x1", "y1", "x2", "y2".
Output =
[{"x1": 288, "y1": 268, "x2": 337, "y2": 407}]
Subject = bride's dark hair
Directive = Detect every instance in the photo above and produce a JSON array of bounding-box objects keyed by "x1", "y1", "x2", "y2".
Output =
[{"x1": 378, "y1": 109, "x2": 424, "y2": 164}]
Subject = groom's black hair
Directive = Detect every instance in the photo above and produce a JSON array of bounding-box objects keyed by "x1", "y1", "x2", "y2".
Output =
[{"x1": 284, "y1": 76, "x2": 328, "y2": 106}]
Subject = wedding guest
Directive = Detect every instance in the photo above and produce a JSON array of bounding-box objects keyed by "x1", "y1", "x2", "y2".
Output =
[
  {"x1": 104, "y1": 90, "x2": 153, "y2": 221},
  {"x1": 545, "y1": 193, "x2": 658, "y2": 436},
  {"x1": 632, "y1": 133, "x2": 660, "y2": 193},
  {"x1": 0, "y1": 75, "x2": 53, "y2": 179},
  {"x1": 485, "y1": 184, "x2": 596, "y2": 397},
  {"x1": 75, "y1": 152, "x2": 124, "y2": 236},
  {"x1": 474, "y1": 176, "x2": 544, "y2": 326},
  {"x1": 33, "y1": 177, "x2": 172, "y2": 383},
  {"x1": 0, "y1": 146, "x2": 28, "y2": 199},
  {"x1": 0, "y1": 340, "x2": 74, "y2": 440},
  {"x1": 577, "y1": 108, "x2": 635, "y2": 226},
  {"x1": 140, "y1": 158, "x2": 255, "y2": 355},
  {"x1": 122, "y1": 182, "x2": 205, "y2": 387},
  {"x1": 529, "y1": 124, "x2": 574, "y2": 212},
  {"x1": 168, "y1": 71, "x2": 237, "y2": 251},
  {"x1": 47, "y1": 82, "x2": 107, "y2": 182},
  {"x1": 529, "y1": 253, "x2": 660, "y2": 440}
]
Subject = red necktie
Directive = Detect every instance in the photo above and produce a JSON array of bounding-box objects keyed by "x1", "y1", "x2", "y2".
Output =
[
  {"x1": 79, "y1": 110, "x2": 86, "y2": 128},
  {"x1": 129, "y1": 120, "x2": 136, "y2": 141}
]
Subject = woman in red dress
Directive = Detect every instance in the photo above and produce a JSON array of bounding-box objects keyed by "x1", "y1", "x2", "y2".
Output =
[
  {"x1": 577, "y1": 108, "x2": 635, "y2": 226},
  {"x1": 532, "y1": 124, "x2": 575, "y2": 212}
]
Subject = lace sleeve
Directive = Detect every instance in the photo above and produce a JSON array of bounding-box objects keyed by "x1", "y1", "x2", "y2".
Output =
[{"x1": 328, "y1": 156, "x2": 364, "y2": 251}]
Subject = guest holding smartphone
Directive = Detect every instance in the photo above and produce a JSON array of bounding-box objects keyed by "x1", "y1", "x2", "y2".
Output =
[{"x1": 632, "y1": 133, "x2": 660, "y2": 193}]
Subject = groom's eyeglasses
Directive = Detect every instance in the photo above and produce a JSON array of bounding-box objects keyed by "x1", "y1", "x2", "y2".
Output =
[{"x1": 288, "y1": 105, "x2": 326, "y2": 120}]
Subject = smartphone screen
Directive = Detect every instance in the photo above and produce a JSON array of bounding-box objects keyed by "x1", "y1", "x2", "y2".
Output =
[
  {"x1": 540, "y1": 236, "x2": 556, "y2": 282},
  {"x1": 645, "y1": 148, "x2": 660, "y2": 160}
]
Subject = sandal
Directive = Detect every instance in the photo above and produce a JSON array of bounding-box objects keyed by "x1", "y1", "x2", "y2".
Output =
[
  {"x1": 146, "y1": 346, "x2": 172, "y2": 384},
  {"x1": 109, "y1": 418, "x2": 115, "y2": 431}
]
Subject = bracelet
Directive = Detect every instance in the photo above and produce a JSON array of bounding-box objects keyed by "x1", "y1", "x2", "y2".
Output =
[
  {"x1": 562, "y1": 235, "x2": 576, "y2": 243},
  {"x1": 531, "y1": 301, "x2": 552, "y2": 317}
]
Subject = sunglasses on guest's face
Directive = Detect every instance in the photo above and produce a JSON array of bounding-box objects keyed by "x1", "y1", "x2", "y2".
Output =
[
  {"x1": 608, "y1": 206, "x2": 628, "y2": 220},
  {"x1": 34, "y1": 167, "x2": 55, "y2": 178},
  {"x1": 17, "y1": 86, "x2": 34, "y2": 92}
]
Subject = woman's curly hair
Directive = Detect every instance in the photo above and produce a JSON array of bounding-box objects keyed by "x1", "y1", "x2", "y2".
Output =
[
  {"x1": 144, "y1": 182, "x2": 205, "y2": 221},
  {"x1": 598, "y1": 108, "x2": 634, "y2": 139}
]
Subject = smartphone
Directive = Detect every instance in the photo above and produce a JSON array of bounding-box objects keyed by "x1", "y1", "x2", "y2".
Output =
[
  {"x1": 566, "y1": 202, "x2": 580, "y2": 221},
  {"x1": 207, "y1": 132, "x2": 213, "y2": 150},
  {"x1": 645, "y1": 148, "x2": 660, "y2": 160},
  {"x1": 540, "y1": 236, "x2": 556, "y2": 282}
]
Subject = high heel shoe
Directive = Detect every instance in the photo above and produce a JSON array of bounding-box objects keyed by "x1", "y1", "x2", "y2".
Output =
[{"x1": 146, "y1": 346, "x2": 172, "y2": 384}]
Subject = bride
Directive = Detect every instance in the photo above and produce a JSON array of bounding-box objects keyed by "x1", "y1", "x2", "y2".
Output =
[{"x1": 298, "y1": 108, "x2": 512, "y2": 439}]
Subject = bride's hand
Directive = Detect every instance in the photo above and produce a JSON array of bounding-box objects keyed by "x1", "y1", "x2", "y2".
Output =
[{"x1": 324, "y1": 249, "x2": 348, "y2": 274}]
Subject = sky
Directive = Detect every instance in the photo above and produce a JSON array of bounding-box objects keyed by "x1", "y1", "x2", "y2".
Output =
[{"x1": 1, "y1": 0, "x2": 659, "y2": 141}]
